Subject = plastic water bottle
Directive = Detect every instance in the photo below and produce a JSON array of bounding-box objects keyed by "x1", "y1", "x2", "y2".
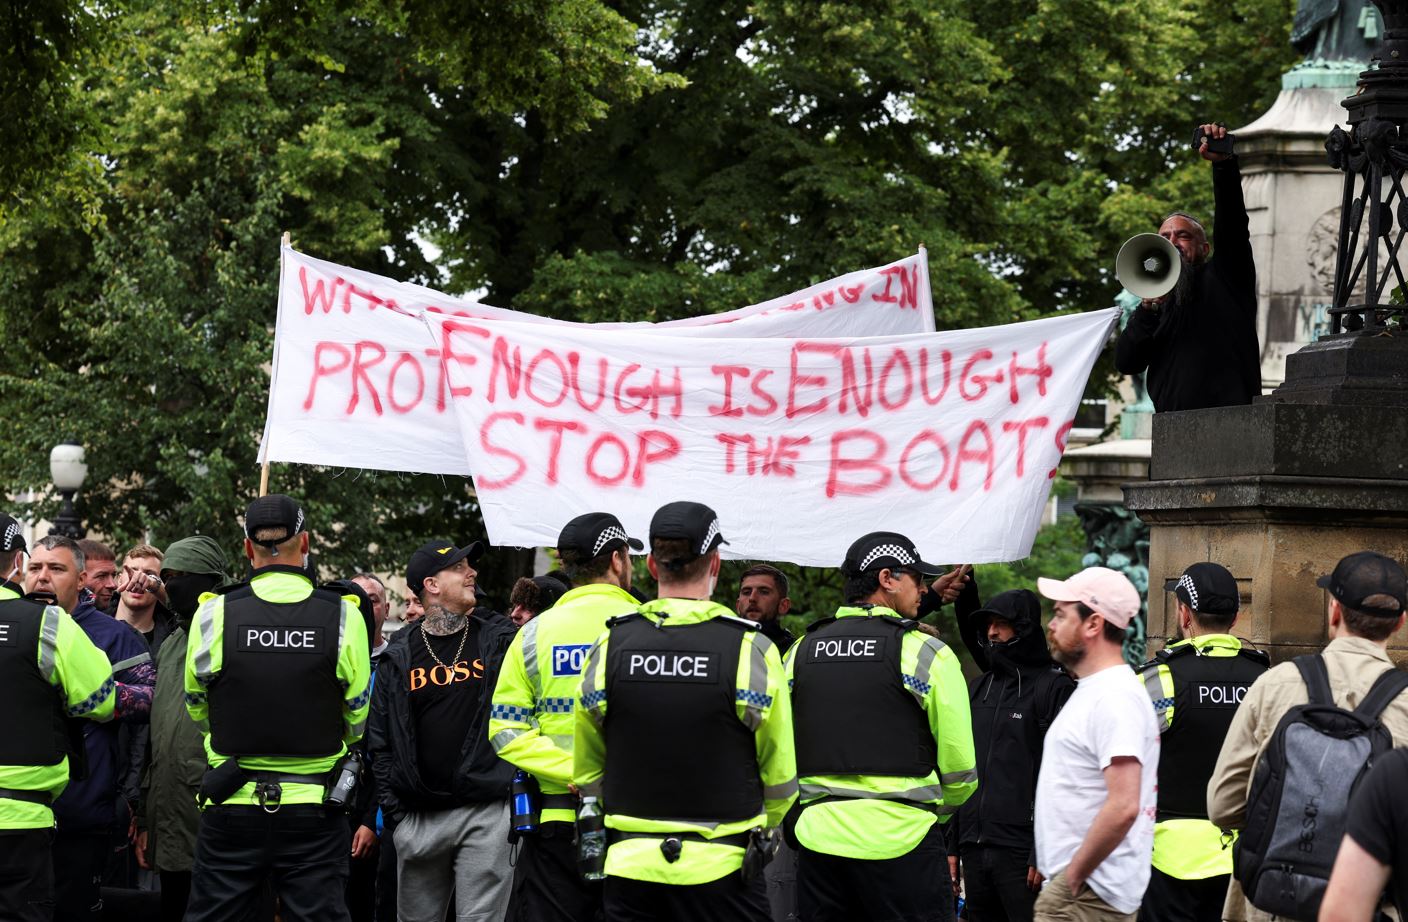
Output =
[
  {"x1": 577, "y1": 795, "x2": 606, "y2": 881},
  {"x1": 324, "y1": 748, "x2": 361, "y2": 809},
  {"x1": 511, "y1": 770, "x2": 538, "y2": 834}
]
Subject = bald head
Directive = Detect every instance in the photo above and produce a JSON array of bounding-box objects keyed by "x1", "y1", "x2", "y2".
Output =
[{"x1": 1159, "y1": 213, "x2": 1209, "y2": 266}]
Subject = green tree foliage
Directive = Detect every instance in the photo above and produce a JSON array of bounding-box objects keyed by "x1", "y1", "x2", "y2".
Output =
[
  {"x1": 0, "y1": 0, "x2": 1298, "y2": 596},
  {"x1": 0, "y1": 1, "x2": 671, "y2": 591}
]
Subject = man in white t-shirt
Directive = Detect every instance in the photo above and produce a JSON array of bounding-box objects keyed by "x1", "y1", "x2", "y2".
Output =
[{"x1": 1032, "y1": 567, "x2": 1159, "y2": 922}]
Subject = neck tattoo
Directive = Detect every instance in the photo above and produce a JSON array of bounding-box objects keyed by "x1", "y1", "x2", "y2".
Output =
[
  {"x1": 422, "y1": 605, "x2": 468, "y2": 637},
  {"x1": 419, "y1": 610, "x2": 470, "y2": 667}
]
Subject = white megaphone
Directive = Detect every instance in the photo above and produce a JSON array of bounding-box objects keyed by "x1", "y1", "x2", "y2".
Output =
[{"x1": 1115, "y1": 233, "x2": 1181, "y2": 300}]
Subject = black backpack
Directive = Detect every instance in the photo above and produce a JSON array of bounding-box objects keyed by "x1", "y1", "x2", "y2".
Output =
[{"x1": 1233, "y1": 655, "x2": 1408, "y2": 921}]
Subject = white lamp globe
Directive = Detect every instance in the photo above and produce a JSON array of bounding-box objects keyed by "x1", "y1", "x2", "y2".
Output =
[{"x1": 49, "y1": 443, "x2": 88, "y2": 492}]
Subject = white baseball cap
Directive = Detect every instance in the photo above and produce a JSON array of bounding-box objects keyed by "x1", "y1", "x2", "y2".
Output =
[{"x1": 1037, "y1": 567, "x2": 1142, "y2": 629}]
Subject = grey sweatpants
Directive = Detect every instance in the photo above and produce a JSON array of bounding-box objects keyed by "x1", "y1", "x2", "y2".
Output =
[{"x1": 394, "y1": 800, "x2": 512, "y2": 922}]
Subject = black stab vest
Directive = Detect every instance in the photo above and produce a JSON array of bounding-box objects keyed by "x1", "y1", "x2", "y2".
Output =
[
  {"x1": 1152, "y1": 643, "x2": 1269, "y2": 821},
  {"x1": 603, "y1": 614, "x2": 763, "y2": 822},
  {"x1": 0, "y1": 597, "x2": 69, "y2": 766},
  {"x1": 207, "y1": 584, "x2": 345, "y2": 758},
  {"x1": 793, "y1": 615, "x2": 937, "y2": 777}
]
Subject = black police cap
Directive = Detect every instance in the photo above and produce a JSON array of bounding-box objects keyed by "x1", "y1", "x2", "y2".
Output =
[
  {"x1": 1163, "y1": 562, "x2": 1239, "y2": 616},
  {"x1": 244, "y1": 494, "x2": 305, "y2": 550},
  {"x1": 649, "y1": 501, "x2": 728, "y2": 570},
  {"x1": 0, "y1": 513, "x2": 25, "y2": 553},
  {"x1": 841, "y1": 532, "x2": 944, "y2": 577},
  {"x1": 557, "y1": 512, "x2": 643, "y2": 560}
]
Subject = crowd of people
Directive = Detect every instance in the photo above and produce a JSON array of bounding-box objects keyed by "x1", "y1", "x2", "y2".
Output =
[{"x1": 3, "y1": 491, "x2": 1407, "y2": 922}]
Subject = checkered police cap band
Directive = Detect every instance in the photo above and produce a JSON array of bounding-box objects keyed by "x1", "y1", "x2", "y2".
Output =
[
  {"x1": 2, "y1": 521, "x2": 20, "y2": 551},
  {"x1": 700, "y1": 518, "x2": 722, "y2": 556},
  {"x1": 860, "y1": 544, "x2": 916, "y2": 571},
  {"x1": 592, "y1": 526, "x2": 628, "y2": 556},
  {"x1": 1177, "y1": 574, "x2": 1200, "y2": 610}
]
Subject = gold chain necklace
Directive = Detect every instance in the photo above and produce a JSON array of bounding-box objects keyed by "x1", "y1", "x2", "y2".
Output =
[{"x1": 421, "y1": 618, "x2": 469, "y2": 669}]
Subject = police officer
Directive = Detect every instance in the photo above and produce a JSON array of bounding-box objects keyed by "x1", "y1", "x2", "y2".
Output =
[
  {"x1": 1137, "y1": 562, "x2": 1268, "y2": 922},
  {"x1": 491, "y1": 511, "x2": 643, "y2": 921},
  {"x1": 786, "y1": 532, "x2": 977, "y2": 922},
  {"x1": 574, "y1": 501, "x2": 797, "y2": 921},
  {"x1": 183, "y1": 495, "x2": 371, "y2": 922},
  {"x1": 0, "y1": 513, "x2": 116, "y2": 922}
]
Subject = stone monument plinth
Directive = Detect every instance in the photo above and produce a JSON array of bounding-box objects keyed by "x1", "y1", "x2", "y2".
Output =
[{"x1": 1124, "y1": 397, "x2": 1408, "y2": 660}]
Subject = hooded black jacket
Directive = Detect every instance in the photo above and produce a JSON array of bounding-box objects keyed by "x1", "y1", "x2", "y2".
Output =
[
  {"x1": 367, "y1": 611, "x2": 516, "y2": 817},
  {"x1": 952, "y1": 583, "x2": 1074, "y2": 860}
]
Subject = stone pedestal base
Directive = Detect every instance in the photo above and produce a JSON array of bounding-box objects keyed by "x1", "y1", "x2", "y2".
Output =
[{"x1": 1124, "y1": 402, "x2": 1408, "y2": 661}]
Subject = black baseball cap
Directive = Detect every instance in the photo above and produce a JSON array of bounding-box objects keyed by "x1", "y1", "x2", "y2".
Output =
[
  {"x1": 649, "y1": 501, "x2": 728, "y2": 568},
  {"x1": 0, "y1": 513, "x2": 25, "y2": 553},
  {"x1": 530, "y1": 575, "x2": 569, "y2": 610},
  {"x1": 406, "y1": 540, "x2": 486, "y2": 595},
  {"x1": 1317, "y1": 551, "x2": 1407, "y2": 616},
  {"x1": 558, "y1": 512, "x2": 643, "y2": 560},
  {"x1": 244, "y1": 494, "x2": 305, "y2": 552},
  {"x1": 841, "y1": 532, "x2": 945, "y2": 577},
  {"x1": 1164, "y1": 562, "x2": 1239, "y2": 616}
]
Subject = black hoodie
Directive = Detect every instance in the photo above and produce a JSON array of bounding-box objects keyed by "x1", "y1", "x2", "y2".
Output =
[{"x1": 952, "y1": 583, "x2": 1075, "y2": 860}]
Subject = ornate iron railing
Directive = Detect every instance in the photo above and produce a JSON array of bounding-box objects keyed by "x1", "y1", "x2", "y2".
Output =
[{"x1": 1326, "y1": 0, "x2": 1408, "y2": 333}]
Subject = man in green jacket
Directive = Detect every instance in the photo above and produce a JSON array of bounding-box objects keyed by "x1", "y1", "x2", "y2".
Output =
[
  {"x1": 0, "y1": 512, "x2": 116, "y2": 922},
  {"x1": 786, "y1": 531, "x2": 977, "y2": 922},
  {"x1": 491, "y1": 511, "x2": 643, "y2": 921},
  {"x1": 574, "y1": 501, "x2": 797, "y2": 921},
  {"x1": 184, "y1": 495, "x2": 370, "y2": 922},
  {"x1": 137, "y1": 535, "x2": 230, "y2": 922}
]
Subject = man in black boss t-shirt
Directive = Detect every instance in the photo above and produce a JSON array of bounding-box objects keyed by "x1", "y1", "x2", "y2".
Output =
[
  {"x1": 1322, "y1": 746, "x2": 1408, "y2": 922},
  {"x1": 407, "y1": 619, "x2": 486, "y2": 793},
  {"x1": 367, "y1": 539, "x2": 516, "y2": 922}
]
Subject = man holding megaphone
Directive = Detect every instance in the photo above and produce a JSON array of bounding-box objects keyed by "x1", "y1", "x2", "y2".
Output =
[{"x1": 1114, "y1": 122, "x2": 1261, "y2": 413}]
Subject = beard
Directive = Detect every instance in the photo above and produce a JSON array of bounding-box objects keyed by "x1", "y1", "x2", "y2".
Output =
[
  {"x1": 1165, "y1": 256, "x2": 1200, "y2": 311},
  {"x1": 1050, "y1": 635, "x2": 1086, "y2": 670}
]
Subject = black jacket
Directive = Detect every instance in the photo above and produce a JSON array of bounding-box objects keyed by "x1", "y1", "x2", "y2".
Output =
[
  {"x1": 367, "y1": 611, "x2": 516, "y2": 817},
  {"x1": 953, "y1": 584, "x2": 1074, "y2": 860},
  {"x1": 757, "y1": 617, "x2": 796, "y2": 655},
  {"x1": 1114, "y1": 158, "x2": 1261, "y2": 412}
]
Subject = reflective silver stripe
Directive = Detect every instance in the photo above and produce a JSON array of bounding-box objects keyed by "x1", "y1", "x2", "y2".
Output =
[
  {"x1": 38, "y1": 606, "x2": 61, "y2": 681},
  {"x1": 579, "y1": 641, "x2": 602, "y2": 711},
  {"x1": 492, "y1": 729, "x2": 525, "y2": 752},
  {"x1": 336, "y1": 598, "x2": 348, "y2": 686},
  {"x1": 763, "y1": 777, "x2": 799, "y2": 800},
  {"x1": 1144, "y1": 668, "x2": 1172, "y2": 732},
  {"x1": 741, "y1": 635, "x2": 770, "y2": 731},
  {"x1": 800, "y1": 782, "x2": 945, "y2": 804},
  {"x1": 913, "y1": 635, "x2": 945, "y2": 689},
  {"x1": 521, "y1": 618, "x2": 541, "y2": 691},
  {"x1": 110, "y1": 653, "x2": 151, "y2": 673},
  {"x1": 347, "y1": 718, "x2": 366, "y2": 739},
  {"x1": 1142, "y1": 668, "x2": 1163, "y2": 703},
  {"x1": 548, "y1": 733, "x2": 574, "y2": 751},
  {"x1": 940, "y1": 768, "x2": 978, "y2": 785},
  {"x1": 192, "y1": 599, "x2": 219, "y2": 681}
]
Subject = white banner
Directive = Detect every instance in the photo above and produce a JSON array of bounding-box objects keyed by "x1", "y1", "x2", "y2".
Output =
[
  {"x1": 259, "y1": 247, "x2": 935, "y2": 475},
  {"x1": 426, "y1": 308, "x2": 1119, "y2": 566}
]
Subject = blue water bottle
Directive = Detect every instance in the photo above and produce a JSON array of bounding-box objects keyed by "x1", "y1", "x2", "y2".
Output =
[{"x1": 511, "y1": 770, "x2": 539, "y2": 834}]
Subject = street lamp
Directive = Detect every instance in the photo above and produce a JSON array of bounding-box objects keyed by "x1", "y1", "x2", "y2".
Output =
[{"x1": 49, "y1": 442, "x2": 87, "y2": 539}]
